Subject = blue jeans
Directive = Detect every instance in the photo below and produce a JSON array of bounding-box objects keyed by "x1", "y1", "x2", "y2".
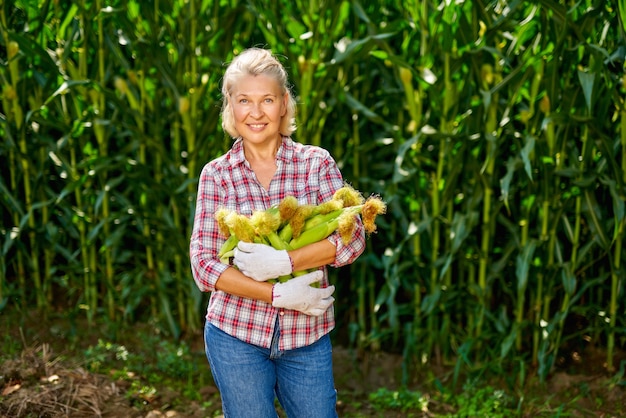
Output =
[{"x1": 204, "y1": 321, "x2": 338, "y2": 418}]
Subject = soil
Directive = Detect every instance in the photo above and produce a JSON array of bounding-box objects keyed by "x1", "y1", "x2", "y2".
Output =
[{"x1": 1, "y1": 311, "x2": 625, "y2": 417}]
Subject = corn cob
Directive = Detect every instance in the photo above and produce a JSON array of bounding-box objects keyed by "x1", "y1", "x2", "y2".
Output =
[
  {"x1": 218, "y1": 234, "x2": 239, "y2": 259},
  {"x1": 289, "y1": 215, "x2": 342, "y2": 249},
  {"x1": 302, "y1": 209, "x2": 343, "y2": 232},
  {"x1": 287, "y1": 199, "x2": 382, "y2": 249},
  {"x1": 215, "y1": 185, "x2": 386, "y2": 281}
]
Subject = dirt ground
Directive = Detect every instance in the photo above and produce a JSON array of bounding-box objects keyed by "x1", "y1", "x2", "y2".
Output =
[
  {"x1": 0, "y1": 343, "x2": 408, "y2": 418},
  {"x1": 1, "y1": 312, "x2": 626, "y2": 417}
]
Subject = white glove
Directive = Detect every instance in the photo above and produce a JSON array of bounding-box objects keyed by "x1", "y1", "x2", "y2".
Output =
[
  {"x1": 233, "y1": 242, "x2": 292, "y2": 281},
  {"x1": 272, "y1": 271, "x2": 335, "y2": 316}
]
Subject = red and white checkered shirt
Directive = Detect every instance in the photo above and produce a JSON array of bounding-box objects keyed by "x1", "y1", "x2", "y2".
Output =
[{"x1": 190, "y1": 136, "x2": 366, "y2": 351}]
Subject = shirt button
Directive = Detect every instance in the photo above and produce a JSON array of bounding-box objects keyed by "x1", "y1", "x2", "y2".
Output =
[{"x1": 279, "y1": 310, "x2": 285, "y2": 316}]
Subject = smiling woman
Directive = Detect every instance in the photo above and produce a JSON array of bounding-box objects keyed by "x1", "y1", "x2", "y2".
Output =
[{"x1": 189, "y1": 47, "x2": 366, "y2": 417}]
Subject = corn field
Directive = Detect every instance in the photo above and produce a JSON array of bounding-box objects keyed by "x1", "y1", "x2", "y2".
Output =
[{"x1": 1, "y1": 0, "x2": 625, "y2": 384}]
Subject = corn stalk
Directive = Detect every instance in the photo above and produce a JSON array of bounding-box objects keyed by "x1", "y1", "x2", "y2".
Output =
[
  {"x1": 475, "y1": 60, "x2": 500, "y2": 342},
  {"x1": 0, "y1": 8, "x2": 26, "y2": 307},
  {"x1": 2, "y1": 0, "x2": 623, "y2": 381},
  {"x1": 607, "y1": 82, "x2": 626, "y2": 371},
  {"x1": 5, "y1": 29, "x2": 46, "y2": 311}
]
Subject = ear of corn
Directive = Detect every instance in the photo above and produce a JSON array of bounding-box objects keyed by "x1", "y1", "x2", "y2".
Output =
[
  {"x1": 266, "y1": 230, "x2": 292, "y2": 251},
  {"x1": 278, "y1": 195, "x2": 299, "y2": 222},
  {"x1": 215, "y1": 185, "x2": 386, "y2": 282},
  {"x1": 289, "y1": 204, "x2": 317, "y2": 238},
  {"x1": 302, "y1": 209, "x2": 343, "y2": 231},
  {"x1": 218, "y1": 234, "x2": 240, "y2": 258},
  {"x1": 289, "y1": 216, "x2": 340, "y2": 249},
  {"x1": 278, "y1": 222, "x2": 294, "y2": 242}
]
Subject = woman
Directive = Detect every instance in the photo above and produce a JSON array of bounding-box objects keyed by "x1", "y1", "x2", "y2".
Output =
[{"x1": 190, "y1": 47, "x2": 365, "y2": 417}]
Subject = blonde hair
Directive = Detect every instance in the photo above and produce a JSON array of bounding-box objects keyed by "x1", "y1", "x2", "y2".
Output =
[{"x1": 221, "y1": 48, "x2": 297, "y2": 138}]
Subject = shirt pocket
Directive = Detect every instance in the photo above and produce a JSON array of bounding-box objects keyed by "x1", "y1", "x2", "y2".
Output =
[
  {"x1": 220, "y1": 191, "x2": 253, "y2": 215},
  {"x1": 292, "y1": 177, "x2": 321, "y2": 206}
]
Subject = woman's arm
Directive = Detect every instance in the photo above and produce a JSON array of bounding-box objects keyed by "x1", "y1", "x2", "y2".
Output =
[
  {"x1": 214, "y1": 267, "x2": 274, "y2": 303},
  {"x1": 288, "y1": 239, "x2": 336, "y2": 271},
  {"x1": 215, "y1": 260, "x2": 335, "y2": 316},
  {"x1": 190, "y1": 163, "x2": 233, "y2": 292}
]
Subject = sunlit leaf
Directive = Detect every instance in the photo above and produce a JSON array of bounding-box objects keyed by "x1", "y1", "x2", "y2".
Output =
[{"x1": 577, "y1": 70, "x2": 595, "y2": 114}]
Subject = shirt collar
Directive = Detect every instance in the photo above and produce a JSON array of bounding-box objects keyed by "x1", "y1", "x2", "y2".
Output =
[
  {"x1": 230, "y1": 137, "x2": 247, "y2": 166},
  {"x1": 230, "y1": 136, "x2": 293, "y2": 166},
  {"x1": 276, "y1": 136, "x2": 294, "y2": 163}
]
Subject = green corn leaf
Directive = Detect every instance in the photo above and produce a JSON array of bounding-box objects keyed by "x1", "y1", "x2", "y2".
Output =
[
  {"x1": 516, "y1": 241, "x2": 536, "y2": 294},
  {"x1": 577, "y1": 70, "x2": 595, "y2": 114},
  {"x1": 520, "y1": 135, "x2": 535, "y2": 181},
  {"x1": 561, "y1": 263, "x2": 577, "y2": 296}
]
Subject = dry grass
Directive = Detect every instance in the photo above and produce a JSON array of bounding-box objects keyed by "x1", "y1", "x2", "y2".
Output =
[{"x1": 0, "y1": 343, "x2": 136, "y2": 418}]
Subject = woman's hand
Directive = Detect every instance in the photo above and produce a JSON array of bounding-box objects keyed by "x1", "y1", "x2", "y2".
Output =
[
  {"x1": 272, "y1": 271, "x2": 335, "y2": 316},
  {"x1": 233, "y1": 242, "x2": 292, "y2": 281}
]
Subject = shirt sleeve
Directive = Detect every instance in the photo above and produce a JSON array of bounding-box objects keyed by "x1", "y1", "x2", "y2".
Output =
[
  {"x1": 189, "y1": 162, "x2": 230, "y2": 292},
  {"x1": 317, "y1": 152, "x2": 367, "y2": 268}
]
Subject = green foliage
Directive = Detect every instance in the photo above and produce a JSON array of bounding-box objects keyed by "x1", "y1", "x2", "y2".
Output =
[
  {"x1": 125, "y1": 381, "x2": 158, "y2": 406},
  {"x1": 83, "y1": 336, "x2": 209, "y2": 405},
  {"x1": 84, "y1": 339, "x2": 133, "y2": 374},
  {"x1": 1, "y1": 0, "x2": 625, "y2": 390},
  {"x1": 443, "y1": 384, "x2": 517, "y2": 418},
  {"x1": 0, "y1": 333, "x2": 22, "y2": 362},
  {"x1": 368, "y1": 387, "x2": 428, "y2": 414},
  {"x1": 84, "y1": 338, "x2": 196, "y2": 379},
  {"x1": 367, "y1": 384, "x2": 517, "y2": 417},
  {"x1": 155, "y1": 340, "x2": 197, "y2": 379}
]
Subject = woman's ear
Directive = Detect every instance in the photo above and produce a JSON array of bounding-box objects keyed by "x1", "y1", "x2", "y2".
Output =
[{"x1": 281, "y1": 92, "x2": 289, "y2": 117}]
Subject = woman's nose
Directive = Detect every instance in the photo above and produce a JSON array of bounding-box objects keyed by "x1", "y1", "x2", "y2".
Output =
[{"x1": 250, "y1": 103, "x2": 263, "y2": 117}]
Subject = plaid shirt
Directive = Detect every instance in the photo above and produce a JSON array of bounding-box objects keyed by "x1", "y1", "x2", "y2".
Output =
[{"x1": 190, "y1": 137, "x2": 366, "y2": 351}]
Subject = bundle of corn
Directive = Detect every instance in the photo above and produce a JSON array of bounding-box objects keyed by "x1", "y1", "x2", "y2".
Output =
[{"x1": 215, "y1": 185, "x2": 386, "y2": 281}]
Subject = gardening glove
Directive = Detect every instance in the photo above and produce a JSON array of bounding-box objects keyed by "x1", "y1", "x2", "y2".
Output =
[
  {"x1": 233, "y1": 241, "x2": 292, "y2": 281},
  {"x1": 272, "y1": 271, "x2": 335, "y2": 316}
]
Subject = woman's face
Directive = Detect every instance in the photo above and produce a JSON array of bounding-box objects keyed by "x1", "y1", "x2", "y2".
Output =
[{"x1": 230, "y1": 73, "x2": 287, "y2": 145}]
